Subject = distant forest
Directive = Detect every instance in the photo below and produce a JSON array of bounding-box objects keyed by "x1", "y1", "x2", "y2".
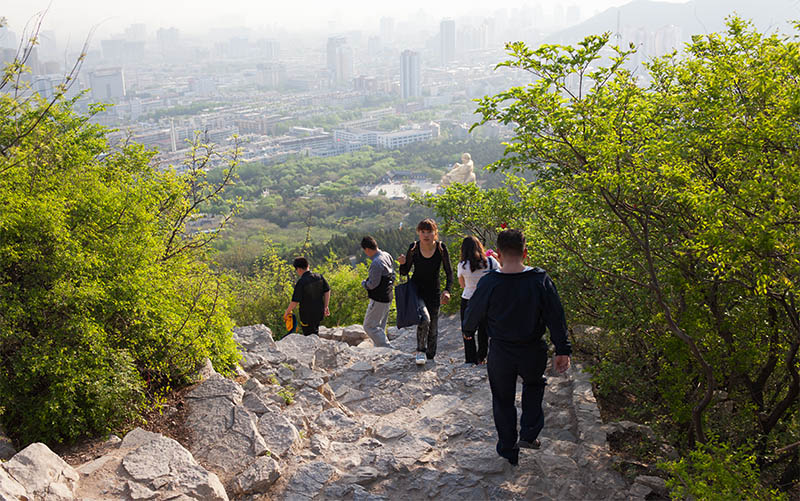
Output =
[{"x1": 205, "y1": 138, "x2": 508, "y2": 273}]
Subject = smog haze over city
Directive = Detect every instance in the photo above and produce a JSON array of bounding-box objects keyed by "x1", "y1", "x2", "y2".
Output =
[
  {"x1": 7, "y1": 1, "x2": 689, "y2": 39},
  {"x1": 2, "y1": 0, "x2": 798, "y2": 215}
]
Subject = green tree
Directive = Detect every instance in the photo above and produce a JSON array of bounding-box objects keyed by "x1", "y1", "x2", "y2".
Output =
[
  {"x1": 413, "y1": 182, "x2": 519, "y2": 245},
  {"x1": 0, "y1": 33, "x2": 241, "y2": 443},
  {"x1": 434, "y1": 17, "x2": 800, "y2": 490}
]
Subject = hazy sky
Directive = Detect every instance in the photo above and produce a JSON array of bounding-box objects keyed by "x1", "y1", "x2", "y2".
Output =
[{"x1": 5, "y1": 0, "x2": 690, "y2": 43}]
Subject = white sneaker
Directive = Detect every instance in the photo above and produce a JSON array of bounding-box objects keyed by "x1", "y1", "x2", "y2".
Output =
[{"x1": 415, "y1": 353, "x2": 426, "y2": 365}]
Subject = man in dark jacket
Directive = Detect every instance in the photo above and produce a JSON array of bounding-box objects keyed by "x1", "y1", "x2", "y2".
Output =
[
  {"x1": 284, "y1": 257, "x2": 330, "y2": 336},
  {"x1": 463, "y1": 229, "x2": 571, "y2": 465},
  {"x1": 360, "y1": 236, "x2": 394, "y2": 348}
]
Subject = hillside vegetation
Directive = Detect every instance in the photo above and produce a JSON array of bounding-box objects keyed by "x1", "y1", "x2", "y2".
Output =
[
  {"x1": 0, "y1": 15, "x2": 797, "y2": 497},
  {"x1": 419, "y1": 18, "x2": 800, "y2": 496}
]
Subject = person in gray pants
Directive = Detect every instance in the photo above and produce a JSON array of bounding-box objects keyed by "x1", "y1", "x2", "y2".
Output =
[{"x1": 361, "y1": 236, "x2": 395, "y2": 348}]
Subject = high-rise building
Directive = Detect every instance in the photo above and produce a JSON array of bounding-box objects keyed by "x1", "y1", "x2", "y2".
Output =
[
  {"x1": 261, "y1": 39, "x2": 280, "y2": 61},
  {"x1": 89, "y1": 67, "x2": 126, "y2": 102},
  {"x1": 401, "y1": 50, "x2": 421, "y2": 100},
  {"x1": 326, "y1": 36, "x2": 347, "y2": 75},
  {"x1": 124, "y1": 24, "x2": 146, "y2": 42},
  {"x1": 380, "y1": 17, "x2": 395, "y2": 44},
  {"x1": 327, "y1": 36, "x2": 353, "y2": 86},
  {"x1": 457, "y1": 25, "x2": 480, "y2": 55},
  {"x1": 0, "y1": 25, "x2": 17, "y2": 50},
  {"x1": 257, "y1": 62, "x2": 286, "y2": 89},
  {"x1": 440, "y1": 19, "x2": 455, "y2": 67},
  {"x1": 336, "y1": 45, "x2": 354, "y2": 85},
  {"x1": 157, "y1": 27, "x2": 180, "y2": 54},
  {"x1": 39, "y1": 30, "x2": 58, "y2": 60}
]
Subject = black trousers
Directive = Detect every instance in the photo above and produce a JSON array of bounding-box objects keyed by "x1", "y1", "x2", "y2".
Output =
[
  {"x1": 416, "y1": 294, "x2": 440, "y2": 359},
  {"x1": 300, "y1": 320, "x2": 320, "y2": 336},
  {"x1": 487, "y1": 340, "x2": 548, "y2": 464},
  {"x1": 460, "y1": 297, "x2": 488, "y2": 363}
]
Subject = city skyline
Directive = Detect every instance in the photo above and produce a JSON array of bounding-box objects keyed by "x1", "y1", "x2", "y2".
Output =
[{"x1": 5, "y1": 0, "x2": 691, "y2": 44}]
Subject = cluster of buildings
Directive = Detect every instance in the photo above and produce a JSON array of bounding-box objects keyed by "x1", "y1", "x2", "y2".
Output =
[{"x1": 2, "y1": 4, "x2": 685, "y2": 174}]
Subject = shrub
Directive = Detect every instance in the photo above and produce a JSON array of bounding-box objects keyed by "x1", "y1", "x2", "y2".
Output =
[
  {"x1": 662, "y1": 440, "x2": 786, "y2": 500},
  {"x1": 0, "y1": 59, "x2": 240, "y2": 443}
]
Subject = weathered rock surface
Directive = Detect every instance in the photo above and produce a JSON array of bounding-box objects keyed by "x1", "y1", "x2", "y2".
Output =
[
  {"x1": 2, "y1": 315, "x2": 662, "y2": 500},
  {"x1": 2, "y1": 442, "x2": 79, "y2": 500},
  {"x1": 76, "y1": 428, "x2": 228, "y2": 500}
]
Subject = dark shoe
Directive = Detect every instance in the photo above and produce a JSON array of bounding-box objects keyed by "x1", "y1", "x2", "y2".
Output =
[
  {"x1": 517, "y1": 439, "x2": 541, "y2": 449},
  {"x1": 497, "y1": 442, "x2": 519, "y2": 465}
]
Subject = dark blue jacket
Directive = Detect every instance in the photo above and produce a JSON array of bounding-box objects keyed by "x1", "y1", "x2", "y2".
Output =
[{"x1": 462, "y1": 267, "x2": 571, "y2": 355}]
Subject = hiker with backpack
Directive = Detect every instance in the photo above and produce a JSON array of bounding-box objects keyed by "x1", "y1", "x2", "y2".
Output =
[
  {"x1": 457, "y1": 236, "x2": 499, "y2": 365},
  {"x1": 398, "y1": 218, "x2": 453, "y2": 365},
  {"x1": 360, "y1": 236, "x2": 395, "y2": 348}
]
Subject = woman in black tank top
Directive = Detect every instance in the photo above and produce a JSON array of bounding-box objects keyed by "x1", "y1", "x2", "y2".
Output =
[{"x1": 398, "y1": 218, "x2": 453, "y2": 364}]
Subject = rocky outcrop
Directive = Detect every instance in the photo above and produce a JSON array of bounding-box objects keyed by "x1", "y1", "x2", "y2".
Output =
[
  {"x1": 1, "y1": 318, "x2": 664, "y2": 500},
  {"x1": 0, "y1": 428, "x2": 226, "y2": 500},
  {"x1": 2, "y1": 442, "x2": 78, "y2": 500}
]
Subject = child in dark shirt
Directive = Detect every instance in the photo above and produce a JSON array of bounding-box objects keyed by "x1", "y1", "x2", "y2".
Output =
[{"x1": 463, "y1": 229, "x2": 571, "y2": 465}]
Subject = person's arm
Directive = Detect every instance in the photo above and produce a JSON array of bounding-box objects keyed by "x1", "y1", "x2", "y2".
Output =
[
  {"x1": 398, "y1": 243, "x2": 415, "y2": 276},
  {"x1": 439, "y1": 242, "x2": 453, "y2": 304},
  {"x1": 322, "y1": 277, "x2": 331, "y2": 317},
  {"x1": 542, "y1": 273, "x2": 571, "y2": 372},
  {"x1": 457, "y1": 262, "x2": 466, "y2": 288},
  {"x1": 362, "y1": 259, "x2": 383, "y2": 290},
  {"x1": 440, "y1": 242, "x2": 453, "y2": 292},
  {"x1": 285, "y1": 281, "x2": 302, "y2": 317},
  {"x1": 463, "y1": 278, "x2": 491, "y2": 335}
]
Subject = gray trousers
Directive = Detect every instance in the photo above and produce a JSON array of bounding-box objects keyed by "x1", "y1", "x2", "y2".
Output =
[{"x1": 363, "y1": 299, "x2": 392, "y2": 347}]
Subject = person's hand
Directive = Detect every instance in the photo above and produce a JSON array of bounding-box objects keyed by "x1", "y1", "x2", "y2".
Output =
[
  {"x1": 555, "y1": 355, "x2": 571, "y2": 373},
  {"x1": 398, "y1": 254, "x2": 406, "y2": 265},
  {"x1": 323, "y1": 306, "x2": 330, "y2": 317},
  {"x1": 440, "y1": 290, "x2": 451, "y2": 305},
  {"x1": 283, "y1": 308, "x2": 291, "y2": 318},
  {"x1": 462, "y1": 333, "x2": 473, "y2": 341}
]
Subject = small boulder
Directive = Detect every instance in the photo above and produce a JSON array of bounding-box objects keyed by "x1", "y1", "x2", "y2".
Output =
[
  {"x1": 3, "y1": 442, "x2": 79, "y2": 500},
  {"x1": 232, "y1": 456, "x2": 281, "y2": 495},
  {"x1": 342, "y1": 325, "x2": 368, "y2": 346}
]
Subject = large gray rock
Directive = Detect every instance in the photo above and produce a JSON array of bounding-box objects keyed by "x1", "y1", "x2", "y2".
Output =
[
  {"x1": 276, "y1": 333, "x2": 320, "y2": 368},
  {"x1": 257, "y1": 411, "x2": 300, "y2": 457},
  {"x1": 234, "y1": 324, "x2": 282, "y2": 370},
  {"x1": 189, "y1": 405, "x2": 268, "y2": 480},
  {"x1": 0, "y1": 466, "x2": 27, "y2": 500},
  {"x1": 312, "y1": 341, "x2": 347, "y2": 371},
  {"x1": 186, "y1": 375, "x2": 268, "y2": 480},
  {"x1": 3, "y1": 442, "x2": 78, "y2": 500},
  {"x1": 341, "y1": 325, "x2": 367, "y2": 346},
  {"x1": 285, "y1": 461, "x2": 336, "y2": 499},
  {"x1": 234, "y1": 324, "x2": 277, "y2": 352},
  {"x1": 232, "y1": 456, "x2": 281, "y2": 495},
  {"x1": 76, "y1": 428, "x2": 227, "y2": 501},
  {"x1": 187, "y1": 373, "x2": 244, "y2": 405}
]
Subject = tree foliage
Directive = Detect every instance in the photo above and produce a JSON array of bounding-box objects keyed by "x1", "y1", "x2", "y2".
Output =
[
  {"x1": 0, "y1": 41, "x2": 241, "y2": 443},
  {"x1": 422, "y1": 17, "x2": 800, "y2": 491}
]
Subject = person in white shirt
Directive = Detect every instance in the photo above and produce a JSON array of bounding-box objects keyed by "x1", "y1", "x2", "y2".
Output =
[{"x1": 457, "y1": 236, "x2": 499, "y2": 364}]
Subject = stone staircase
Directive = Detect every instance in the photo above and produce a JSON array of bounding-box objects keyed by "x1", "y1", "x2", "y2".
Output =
[{"x1": 0, "y1": 314, "x2": 664, "y2": 500}]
